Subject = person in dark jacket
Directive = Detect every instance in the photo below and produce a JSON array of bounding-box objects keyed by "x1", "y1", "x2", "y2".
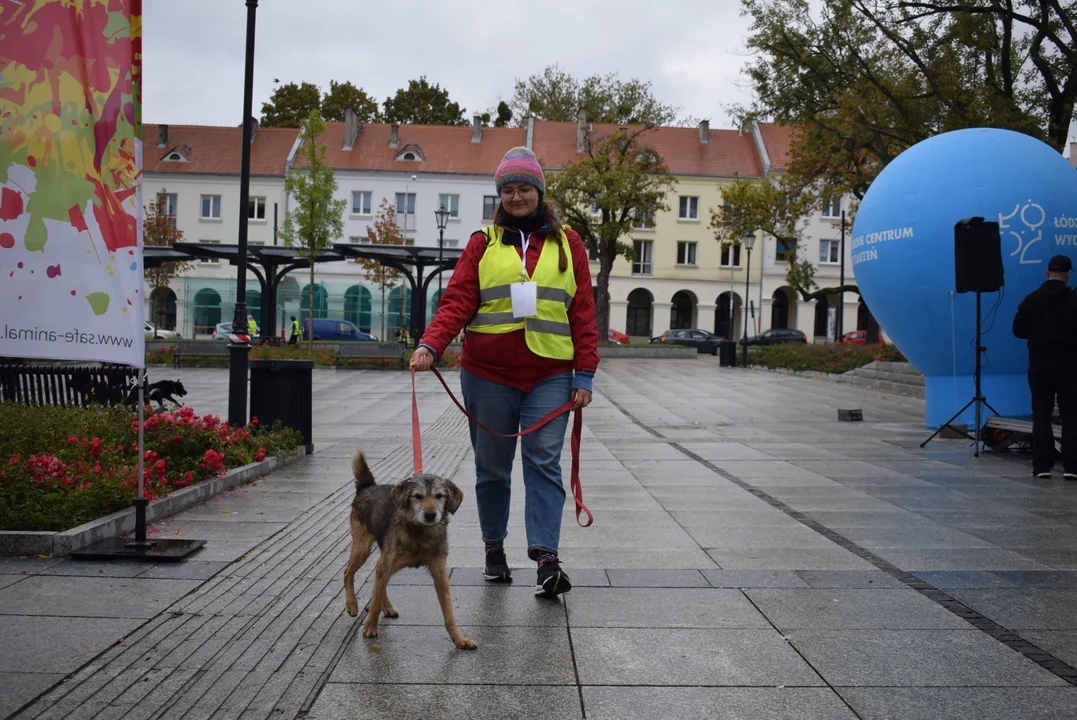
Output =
[{"x1": 1013, "y1": 255, "x2": 1077, "y2": 479}]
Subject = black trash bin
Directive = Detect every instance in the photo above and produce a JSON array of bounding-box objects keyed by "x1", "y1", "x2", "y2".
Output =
[
  {"x1": 249, "y1": 359, "x2": 314, "y2": 453},
  {"x1": 718, "y1": 340, "x2": 738, "y2": 367}
]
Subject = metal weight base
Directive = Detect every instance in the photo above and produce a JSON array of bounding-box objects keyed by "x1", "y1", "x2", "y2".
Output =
[{"x1": 70, "y1": 537, "x2": 206, "y2": 562}]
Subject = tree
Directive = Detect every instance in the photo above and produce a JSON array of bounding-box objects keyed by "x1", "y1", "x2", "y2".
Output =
[
  {"x1": 546, "y1": 127, "x2": 676, "y2": 343},
  {"x1": 357, "y1": 198, "x2": 404, "y2": 340},
  {"x1": 738, "y1": 0, "x2": 1076, "y2": 200},
  {"x1": 509, "y1": 64, "x2": 679, "y2": 126},
  {"x1": 381, "y1": 77, "x2": 468, "y2": 125},
  {"x1": 321, "y1": 80, "x2": 379, "y2": 123},
  {"x1": 279, "y1": 109, "x2": 347, "y2": 350},
  {"x1": 709, "y1": 174, "x2": 856, "y2": 301},
  {"x1": 143, "y1": 195, "x2": 191, "y2": 337},
  {"x1": 260, "y1": 81, "x2": 323, "y2": 128}
]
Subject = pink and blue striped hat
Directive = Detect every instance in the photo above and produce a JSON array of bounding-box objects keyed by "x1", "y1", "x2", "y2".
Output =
[{"x1": 494, "y1": 147, "x2": 545, "y2": 196}]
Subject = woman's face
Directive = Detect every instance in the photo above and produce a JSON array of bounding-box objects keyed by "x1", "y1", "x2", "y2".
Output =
[{"x1": 499, "y1": 182, "x2": 540, "y2": 218}]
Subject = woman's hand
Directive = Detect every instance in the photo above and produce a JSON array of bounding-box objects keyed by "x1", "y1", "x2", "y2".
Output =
[
  {"x1": 570, "y1": 388, "x2": 592, "y2": 411},
  {"x1": 410, "y1": 347, "x2": 435, "y2": 372}
]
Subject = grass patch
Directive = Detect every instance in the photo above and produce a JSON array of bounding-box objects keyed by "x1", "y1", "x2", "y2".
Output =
[{"x1": 750, "y1": 342, "x2": 906, "y2": 374}]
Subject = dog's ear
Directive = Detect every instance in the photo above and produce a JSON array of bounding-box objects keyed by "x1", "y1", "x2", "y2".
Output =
[
  {"x1": 444, "y1": 481, "x2": 463, "y2": 515},
  {"x1": 392, "y1": 481, "x2": 413, "y2": 511}
]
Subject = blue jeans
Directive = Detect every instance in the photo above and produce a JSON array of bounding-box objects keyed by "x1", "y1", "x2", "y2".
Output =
[{"x1": 460, "y1": 368, "x2": 571, "y2": 560}]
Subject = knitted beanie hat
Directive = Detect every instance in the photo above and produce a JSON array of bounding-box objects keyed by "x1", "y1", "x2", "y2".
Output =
[{"x1": 494, "y1": 147, "x2": 545, "y2": 196}]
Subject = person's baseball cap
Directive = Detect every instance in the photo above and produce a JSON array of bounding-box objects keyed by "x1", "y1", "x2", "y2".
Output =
[{"x1": 1048, "y1": 255, "x2": 1072, "y2": 272}]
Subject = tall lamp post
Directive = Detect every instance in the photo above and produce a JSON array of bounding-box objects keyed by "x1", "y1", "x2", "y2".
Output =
[
  {"x1": 434, "y1": 206, "x2": 450, "y2": 312},
  {"x1": 228, "y1": 0, "x2": 258, "y2": 428},
  {"x1": 741, "y1": 232, "x2": 756, "y2": 368}
]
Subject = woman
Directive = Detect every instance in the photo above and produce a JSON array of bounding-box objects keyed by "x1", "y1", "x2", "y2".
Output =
[{"x1": 411, "y1": 146, "x2": 599, "y2": 598}]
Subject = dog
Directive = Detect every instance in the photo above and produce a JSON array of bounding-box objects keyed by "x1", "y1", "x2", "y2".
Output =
[
  {"x1": 343, "y1": 450, "x2": 476, "y2": 650},
  {"x1": 146, "y1": 379, "x2": 187, "y2": 409}
]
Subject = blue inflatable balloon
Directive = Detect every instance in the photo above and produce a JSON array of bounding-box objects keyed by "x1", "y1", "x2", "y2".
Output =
[{"x1": 852, "y1": 128, "x2": 1077, "y2": 428}]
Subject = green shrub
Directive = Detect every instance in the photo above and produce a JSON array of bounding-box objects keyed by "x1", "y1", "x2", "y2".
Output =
[
  {"x1": 750, "y1": 342, "x2": 906, "y2": 374},
  {"x1": 0, "y1": 403, "x2": 302, "y2": 532}
]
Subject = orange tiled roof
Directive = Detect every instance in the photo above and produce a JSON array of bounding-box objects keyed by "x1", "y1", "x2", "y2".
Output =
[
  {"x1": 142, "y1": 123, "x2": 299, "y2": 177},
  {"x1": 301, "y1": 122, "x2": 527, "y2": 175},
  {"x1": 531, "y1": 121, "x2": 764, "y2": 178},
  {"x1": 756, "y1": 122, "x2": 797, "y2": 171}
]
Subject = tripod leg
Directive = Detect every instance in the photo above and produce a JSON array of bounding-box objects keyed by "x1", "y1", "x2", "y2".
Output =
[{"x1": 921, "y1": 398, "x2": 977, "y2": 448}]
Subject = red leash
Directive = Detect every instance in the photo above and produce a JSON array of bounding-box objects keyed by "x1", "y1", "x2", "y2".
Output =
[{"x1": 410, "y1": 367, "x2": 592, "y2": 527}]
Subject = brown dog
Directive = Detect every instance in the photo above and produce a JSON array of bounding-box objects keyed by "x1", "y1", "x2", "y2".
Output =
[{"x1": 343, "y1": 450, "x2": 476, "y2": 650}]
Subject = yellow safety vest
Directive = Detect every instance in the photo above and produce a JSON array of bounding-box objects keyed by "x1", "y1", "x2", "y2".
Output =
[
  {"x1": 247, "y1": 319, "x2": 257, "y2": 335},
  {"x1": 467, "y1": 225, "x2": 576, "y2": 360}
]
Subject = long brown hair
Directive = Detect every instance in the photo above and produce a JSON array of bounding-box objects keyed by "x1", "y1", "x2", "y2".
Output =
[{"x1": 493, "y1": 199, "x2": 568, "y2": 272}]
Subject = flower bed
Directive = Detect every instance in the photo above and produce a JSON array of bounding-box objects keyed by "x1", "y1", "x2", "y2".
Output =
[
  {"x1": 749, "y1": 342, "x2": 906, "y2": 374},
  {"x1": 0, "y1": 403, "x2": 302, "y2": 532}
]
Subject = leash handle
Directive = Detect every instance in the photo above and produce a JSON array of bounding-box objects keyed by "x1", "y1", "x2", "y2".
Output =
[
  {"x1": 424, "y1": 367, "x2": 593, "y2": 527},
  {"x1": 411, "y1": 368, "x2": 423, "y2": 475}
]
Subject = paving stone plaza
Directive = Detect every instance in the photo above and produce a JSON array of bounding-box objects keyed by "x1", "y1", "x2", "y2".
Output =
[{"x1": 2, "y1": 358, "x2": 1077, "y2": 719}]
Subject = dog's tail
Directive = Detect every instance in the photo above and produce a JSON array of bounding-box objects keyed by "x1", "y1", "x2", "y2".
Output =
[{"x1": 352, "y1": 450, "x2": 376, "y2": 492}]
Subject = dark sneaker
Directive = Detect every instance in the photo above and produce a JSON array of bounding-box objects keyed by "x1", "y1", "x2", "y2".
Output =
[
  {"x1": 1064, "y1": 473, "x2": 1077, "y2": 481},
  {"x1": 483, "y1": 546, "x2": 512, "y2": 583},
  {"x1": 1034, "y1": 471, "x2": 1052, "y2": 479},
  {"x1": 535, "y1": 561, "x2": 571, "y2": 598}
]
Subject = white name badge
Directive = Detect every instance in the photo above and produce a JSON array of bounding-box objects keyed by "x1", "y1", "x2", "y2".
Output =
[{"x1": 510, "y1": 281, "x2": 538, "y2": 318}]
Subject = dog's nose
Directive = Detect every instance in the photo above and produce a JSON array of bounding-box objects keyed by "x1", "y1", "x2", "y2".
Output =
[{"x1": 424, "y1": 511, "x2": 437, "y2": 523}]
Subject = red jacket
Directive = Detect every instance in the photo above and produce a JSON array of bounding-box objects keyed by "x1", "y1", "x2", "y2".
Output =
[{"x1": 419, "y1": 227, "x2": 600, "y2": 392}]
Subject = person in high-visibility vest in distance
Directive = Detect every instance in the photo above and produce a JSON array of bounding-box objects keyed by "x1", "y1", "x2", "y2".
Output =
[
  {"x1": 247, "y1": 315, "x2": 257, "y2": 339},
  {"x1": 289, "y1": 316, "x2": 301, "y2": 345},
  {"x1": 411, "y1": 146, "x2": 599, "y2": 599}
]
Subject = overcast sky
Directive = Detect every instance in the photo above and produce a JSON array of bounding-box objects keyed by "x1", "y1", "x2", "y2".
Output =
[{"x1": 142, "y1": 0, "x2": 757, "y2": 129}]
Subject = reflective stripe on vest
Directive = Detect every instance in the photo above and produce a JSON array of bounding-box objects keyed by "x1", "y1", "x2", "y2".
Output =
[{"x1": 467, "y1": 225, "x2": 576, "y2": 360}]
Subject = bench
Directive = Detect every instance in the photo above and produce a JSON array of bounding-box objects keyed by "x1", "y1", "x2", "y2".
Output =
[
  {"x1": 0, "y1": 364, "x2": 141, "y2": 407},
  {"x1": 173, "y1": 341, "x2": 230, "y2": 368},
  {"x1": 335, "y1": 342, "x2": 406, "y2": 369}
]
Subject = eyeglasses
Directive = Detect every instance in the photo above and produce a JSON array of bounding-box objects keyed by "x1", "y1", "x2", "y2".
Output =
[{"x1": 499, "y1": 186, "x2": 536, "y2": 199}]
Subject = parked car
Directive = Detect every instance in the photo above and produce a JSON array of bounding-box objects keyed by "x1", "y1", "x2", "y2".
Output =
[
  {"x1": 212, "y1": 321, "x2": 263, "y2": 340},
  {"x1": 841, "y1": 330, "x2": 883, "y2": 345},
  {"x1": 739, "y1": 328, "x2": 808, "y2": 347},
  {"x1": 303, "y1": 318, "x2": 377, "y2": 342},
  {"x1": 144, "y1": 321, "x2": 181, "y2": 340},
  {"x1": 650, "y1": 329, "x2": 724, "y2": 355},
  {"x1": 607, "y1": 328, "x2": 630, "y2": 344}
]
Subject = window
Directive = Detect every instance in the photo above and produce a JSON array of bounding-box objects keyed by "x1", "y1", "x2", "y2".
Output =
[
  {"x1": 820, "y1": 239, "x2": 840, "y2": 264},
  {"x1": 157, "y1": 193, "x2": 177, "y2": 228},
  {"x1": 721, "y1": 244, "x2": 742, "y2": 267},
  {"x1": 198, "y1": 239, "x2": 220, "y2": 263},
  {"x1": 776, "y1": 242, "x2": 789, "y2": 262},
  {"x1": 438, "y1": 194, "x2": 460, "y2": 218},
  {"x1": 248, "y1": 196, "x2": 266, "y2": 221},
  {"x1": 403, "y1": 237, "x2": 415, "y2": 246},
  {"x1": 632, "y1": 239, "x2": 653, "y2": 275},
  {"x1": 822, "y1": 196, "x2": 841, "y2": 218},
  {"x1": 351, "y1": 191, "x2": 372, "y2": 216},
  {"x1": 678, "y1": 196, "x2": 699, "y2": 220},
  {"x1": 443, "y1": 239, "x2": 459, "y2": 249},
  {"x1": 634, "y1": 211, "x2": 655, "y2": 230},
  {"x1": 349, "y1": 236, "x2": 371, "y2": 245},
  {"x1": 482, "y1": 195, "x2": 499, "y2": 220},
  {"x1": 200, "y1": 194, "x2": 221, "y2": 220},
  {"x1": 676, "y1": 241, "x2": 697, "y2": 266},
  {"x1": 395, "y1": 192, "x2": 416, "y2": 216}
]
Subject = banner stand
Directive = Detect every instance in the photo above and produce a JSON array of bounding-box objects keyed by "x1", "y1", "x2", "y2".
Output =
[{"x1": 71, "y1": 368, "x2": 206, "y2": 562}]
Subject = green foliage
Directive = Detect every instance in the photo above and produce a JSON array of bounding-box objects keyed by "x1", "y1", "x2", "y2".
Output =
[
  {"x1": 381, "y1": 77, "x2": 468, "y2": 126},
  {"x1": 321, "y1": 80, "x2": 379, "y2": 123},
  {"x1": 509, "y1": 64, "x2": 678, "y2": 125},
  {"x1": 750, "y1": 341, "x2": 906, "y2": 373},
  {"x1": 0, "y1": 404, "x2": 301, "y2": 531},
  {"x1": 494, "y1": 100, "x2": 513, "y2": 127},
  {"x1": 279, "y1": 110, "x2": 348, "y2": 351},
  {"x1": 260, "y1": 81, "x2": 322, "y2": 128},
  {"x1": 546, "y1": 127, "x2": 676, "y2": 344}
]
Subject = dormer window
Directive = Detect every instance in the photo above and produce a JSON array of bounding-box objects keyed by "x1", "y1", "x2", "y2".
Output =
[
  {"x1": 394, "y1": 143, "x2": 425, "y2": 162},
  {"x1": 160, "y1": 145, "x2": 190, "y2": 163}
]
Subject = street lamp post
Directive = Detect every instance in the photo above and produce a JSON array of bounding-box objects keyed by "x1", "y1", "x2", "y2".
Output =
[
  {"x1": 741, "y1": 232, "x2": 756, "y2": 368},
  {"x1": 434, "y1": 206, "x2": 450, "y2": 312},
  {"x1": 228, "y1": 0, "x2": 258, "y2": 428}
]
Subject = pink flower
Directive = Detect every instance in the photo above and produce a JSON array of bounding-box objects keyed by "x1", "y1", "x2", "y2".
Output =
[
  {"x1": 90, "y1": 438, "x2": 102, "y2": 458},
  {"x1": 171, "y1": 434, "x2": 182, "y2": 444},
  {"x1": 66, "y1": 436, "x2": 79, "y2": 445}
]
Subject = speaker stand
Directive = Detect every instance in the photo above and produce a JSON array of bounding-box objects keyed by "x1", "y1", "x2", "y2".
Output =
[{"x1": 921, "y1": 290, "x2": 1001, "y2": 457}]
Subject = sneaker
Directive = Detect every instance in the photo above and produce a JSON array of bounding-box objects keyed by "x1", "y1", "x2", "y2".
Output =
[
  {"x1": 535, "y1": 561, "x2": 571, "y2": 598},
  {"x1": 1064, "y1": 473, "x2": 1077, "y2": 481},
  {"x1": 1034, "y1": 471, "x2": 1052, "y2": 479},
  {"x1": 483, "y1": 546, "x2": 512, "y2": 583}
]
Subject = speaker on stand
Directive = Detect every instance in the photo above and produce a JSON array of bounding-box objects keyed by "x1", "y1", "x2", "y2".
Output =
[{"x1": 921, "y1": 217, "x2": 1004, "y2": 455}]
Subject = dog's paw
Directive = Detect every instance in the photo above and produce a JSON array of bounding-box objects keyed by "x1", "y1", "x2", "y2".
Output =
[
  {"x1": 454, "y1": 635, "x2": 478, "y2": 650},
  {"x1": 382, "y1": 608, "x2": 399, "y2": 618},
  {"x1": 345, "y1": 599, "x2": 358, "y2": 617},
  {"x1": 362, "y1": 623, "x2": 379, "y2": 639}
]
